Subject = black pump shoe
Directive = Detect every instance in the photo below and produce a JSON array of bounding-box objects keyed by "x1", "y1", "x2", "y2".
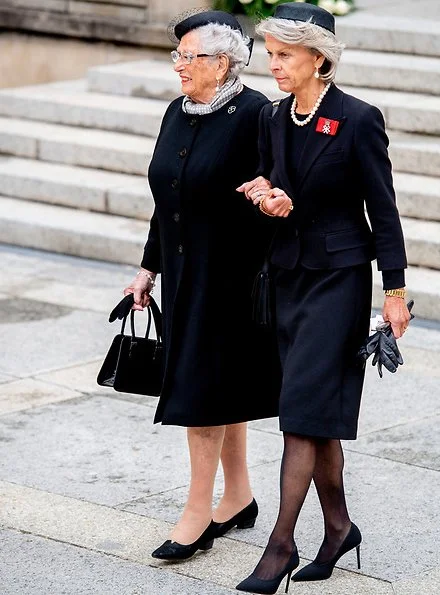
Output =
[
  {"x1": 210, "y1": 498, "x2": 258, "y2": 538},
  {"x1": 151, "y1": 526, "x2": 214, "y2": 561},
  {"x1": 236, "y1": 548, "x2": 299, "y2": 594},
  {"x1": 292, "y1": 522, "x2": 362, "y2": 582}
]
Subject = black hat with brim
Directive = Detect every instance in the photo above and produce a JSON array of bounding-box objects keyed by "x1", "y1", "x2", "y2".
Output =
[
  {"x1": 273, "y1": 2, "x2": 335, "y2": 35},
  {"x1": 174, "y1": 10, "x2": 243, "y2": 40}
]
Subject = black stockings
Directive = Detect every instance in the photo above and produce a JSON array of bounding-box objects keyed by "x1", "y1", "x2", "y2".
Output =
[{"x1": 252, "y1": 433, "x2": 351, "y2": 580}]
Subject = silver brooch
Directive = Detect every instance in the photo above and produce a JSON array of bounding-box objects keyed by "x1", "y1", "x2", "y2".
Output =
[{"x1": 228, "y1": 106, "x2": 236, "y2": 114}]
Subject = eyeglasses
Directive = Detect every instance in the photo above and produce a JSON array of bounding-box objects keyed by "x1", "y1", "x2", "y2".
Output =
[{"x1": 170, "y1": 50, "x2": 217, "y2": 65}]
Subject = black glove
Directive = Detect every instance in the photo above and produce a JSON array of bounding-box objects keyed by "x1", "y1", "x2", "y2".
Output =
[
  {"x1": 371, "y1": 327, "x2": 404, "y2": 378},
  {"x1": 358, "y1": 300, "x2": 415, "y2": 378},
  {"x1": 108, "y1": 293, "x2": 135, "y2": 322}
]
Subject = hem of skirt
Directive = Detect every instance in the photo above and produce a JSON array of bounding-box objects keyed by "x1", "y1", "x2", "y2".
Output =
[
  {"x1": 279, "y1": 419, "x2": 358, "y2": 440},
  {"x1": 154, "y1": 410, "x2": 279, "y2": 427}
]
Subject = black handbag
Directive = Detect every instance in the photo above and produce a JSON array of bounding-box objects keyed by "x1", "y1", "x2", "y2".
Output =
[{"x1": 97, "y1": 294, "x2": 164, "y2": 396}]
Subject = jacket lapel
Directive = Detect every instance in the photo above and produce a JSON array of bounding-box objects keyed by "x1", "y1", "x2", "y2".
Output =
[
  {"x1": 269, "y1": 95, "x2": 295, "y2": 200},
  {"x1": 295, "y1": 84, "x2": 345, "y2": 193}
]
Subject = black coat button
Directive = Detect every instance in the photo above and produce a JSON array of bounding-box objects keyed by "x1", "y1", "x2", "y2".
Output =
[
  {"x1": 189, "y1": 118, "x2": 197, "y2": 127},
  {"x1": 173, "y1": 212, "x2": 180, "y2": 222},
  {"x1": 177, "y1": 244, "x2": 184, "y2": 254},
  {"x1": 179, "y1": 148, "x2": 187, "y2": 158},
  {"x1": 171, "y1": 178, "x2": 178, "y2": 189}
]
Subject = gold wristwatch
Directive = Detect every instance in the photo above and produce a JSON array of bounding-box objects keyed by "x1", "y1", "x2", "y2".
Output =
[{"x1": 384, "y1": 288, "x2": 406, "y2": 299}]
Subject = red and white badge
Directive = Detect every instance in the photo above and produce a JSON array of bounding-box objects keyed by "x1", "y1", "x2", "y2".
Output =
[{"x1": 316, "y1": 117, "x2": 340, "y2": 136}]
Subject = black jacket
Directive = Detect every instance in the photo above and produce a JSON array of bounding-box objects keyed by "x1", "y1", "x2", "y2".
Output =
[{"x1": 258, "y1": 84, "x2": 407, "y2": 277}]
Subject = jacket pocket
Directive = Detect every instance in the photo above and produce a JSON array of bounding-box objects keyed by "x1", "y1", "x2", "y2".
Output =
[
  {"x1": 325, "y1": 228, "x2": 371, "y2": 253},
  {"x1": 315, "y1": 149, "x2": 345, "y2": 166}
]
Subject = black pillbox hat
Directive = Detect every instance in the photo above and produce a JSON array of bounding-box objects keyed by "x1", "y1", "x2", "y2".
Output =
[
  {"x1": 273, "y1": 2, "x2": 335, "y2": 35},
  {"x1": 174, "y1": 10, "x2": 243, "y2": 40}
]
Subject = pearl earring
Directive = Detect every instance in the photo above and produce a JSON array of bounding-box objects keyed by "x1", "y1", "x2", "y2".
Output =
[
  {"x1": 314, "y1": 69, "x2": 320, "y2": 79},
  {"x1": 215, "y1": 78, "x2": 221, "y2": 92}
]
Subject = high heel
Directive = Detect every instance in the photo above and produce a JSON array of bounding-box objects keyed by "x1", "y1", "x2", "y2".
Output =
[
  {"x1": 236, "y1": 548, "x2": 299, "y2": 594},
  {"x1": 151, "y1": 525, "x2": 214, "y2": 561},
  {"x1": 292, "y1": 522, "x2": 362, "y2": 582},
  {"x1": 209, "y1": 498, "x2": 258, "y2": 538}
]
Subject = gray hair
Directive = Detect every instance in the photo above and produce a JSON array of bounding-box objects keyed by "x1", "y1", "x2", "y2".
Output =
[
  {"x1": 255, "y1": 18, "x2": 345, "y2": 83},
  {"x1": 195, "y1": 23, "x2": 251, "y2": 77}
]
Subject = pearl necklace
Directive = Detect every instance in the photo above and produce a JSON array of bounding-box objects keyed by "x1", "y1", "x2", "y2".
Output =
[{"x1": 290, "y1": 83, "x2": 331, "y2": 127}]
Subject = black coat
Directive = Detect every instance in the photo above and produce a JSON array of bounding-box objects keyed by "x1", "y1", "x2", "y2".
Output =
[
  {"x1": 142, "y1": 87, "x2": 281, "y2": 426},
  {"x1": 258, "y1": 84, "x2": 407, "y2": 274}
]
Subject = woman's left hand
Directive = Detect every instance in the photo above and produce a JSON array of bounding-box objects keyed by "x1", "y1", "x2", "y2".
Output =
[
  {"x1": 261, "y1": 188, "x2": 294, "y2": 218},
  {"x1": 382, "y1": 296, "x2": 411, "y2": 339}
]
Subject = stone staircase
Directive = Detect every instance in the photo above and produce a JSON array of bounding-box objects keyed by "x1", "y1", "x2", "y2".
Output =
[{"x1": 0, "y1": 15, "x2": 439, "y2": 320}]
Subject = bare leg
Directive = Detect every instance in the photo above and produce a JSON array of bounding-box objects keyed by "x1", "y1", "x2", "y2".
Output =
[
  {"x1": 312, "y1": 439, "x2": 352, "y2": 562},
  {"x1": 250, "y1": 433, "x2": 316, "y2": 580},
  {"x1": 213, "y1": 423, "x2": 253, "y2": 522},
  {"x1": 171, "y1": 425, "x2": 225, "y2": 544}
]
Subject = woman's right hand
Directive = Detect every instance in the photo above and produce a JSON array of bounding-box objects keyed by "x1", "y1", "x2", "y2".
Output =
[
  {"x1": 123, "y1": 269, "x2": 155, "y2": 311},
  {"x1": 236, "y1": 176, "x2": 272, "y2": 205}
]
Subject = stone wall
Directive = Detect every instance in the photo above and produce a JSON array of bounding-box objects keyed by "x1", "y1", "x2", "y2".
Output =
[{"x1": 0, "y1": 0, "x2": 211, "y2": 48}]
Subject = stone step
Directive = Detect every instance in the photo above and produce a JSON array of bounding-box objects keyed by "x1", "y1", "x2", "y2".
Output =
[
  {"x1": 248, "y1": 45, "x2": 440, "y2": 96},
  {"x1": 0, "y1": 117, "x2": 155, "y2": 176},
  {"x1": 0, "y1": 196, "x2": 146, "y2": 266},
  {"x1": 1, "y1": 195, "x2": 438, "y2": 320},
  {"x1": 87, "y1": 60, "x2": 440, "y2": 136},
  {"x1": 401, "y1": 217, "x2": 440, "y2": 270},
  {"x1": 0, "y1": 117, "x2": 440, "y2": 214},
  {"x1": 0, "y1": 156, "x2": 437, "y2": 270},
  {"x1": 394, "y1": 172, "x2": 440, "y2": 222},
  {"x1": 371, "y1": 265, "x2": 440, "y2": 322},
  {"x1": 334, "y1": 13, "x2": 440, "y2": 57},
  {"x1": 0, "y1": 80, "x2": 168, "y2": 138},
  {"x1": 0, "y1": 157, "x2": 153, "y2": 220},
  {"x1": 0, "y1": 119, "x2": 438, "y2": 222},
  {"x1": 390, "y1": 132, "x2": 440, "y2": 177}
]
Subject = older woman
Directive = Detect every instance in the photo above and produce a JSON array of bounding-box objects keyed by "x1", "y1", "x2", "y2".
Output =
[
  {"x1": 236, "y1": 3, "x2": 410, "y2": 593},
  {"x1": 123, "y1": 10, "x2": 279, "y2": 561}
]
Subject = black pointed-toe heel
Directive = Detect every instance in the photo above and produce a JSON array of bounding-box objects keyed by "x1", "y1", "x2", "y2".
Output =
[
  {"x1": 292, "y1": 522, "x2": 362, "y2": 582},
  {"x1": 236, "y1": 548, "x2": 299, "y2": 594},
  {"x1": 151, "y1": 525, "x2": 214, "y2": 561},
  {"x1": 210, "y1": 498, "x2": 258, "y2": 538}
]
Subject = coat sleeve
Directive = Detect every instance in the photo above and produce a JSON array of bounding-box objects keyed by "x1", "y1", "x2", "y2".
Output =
[
  {"x1": 256, "y1": 102, "x2": 274, "y2": 179},
  {"x1": 141, "y1": 210, "x2": 160, "y2": 272},
  {"x1": 354, "y1": 104, "x2": 407, "y2": 278}
]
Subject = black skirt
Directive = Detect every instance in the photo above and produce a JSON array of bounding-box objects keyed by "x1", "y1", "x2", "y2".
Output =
[{"x1": 274, "y1": 263, "x2": 372, "y2": 440}]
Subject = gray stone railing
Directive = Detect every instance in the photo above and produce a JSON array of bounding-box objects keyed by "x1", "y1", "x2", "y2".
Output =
[{"x1": 0, "y1": 0, "x2": 210, "y2": 47}]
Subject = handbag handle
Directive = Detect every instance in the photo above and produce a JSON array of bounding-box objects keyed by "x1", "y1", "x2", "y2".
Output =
[
  {"x1": 111, "y1": 294, "x2": 162, "y2": 343},
  {"x1": 128, "y1": 296, "x2": 162, "y2": 343}
]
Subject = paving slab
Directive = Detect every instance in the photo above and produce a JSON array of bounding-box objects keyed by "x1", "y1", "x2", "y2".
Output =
[
  {"x1": 393, "y1": 567, "x2": 440, "y2": 595},
  {"x1": 0, "y1": 377, "x2": 82, "y2": 416},
  {"x1": 353, "y1": 413, "x2": 440, "y2": 471},
  {"x1": 0, "y1": 529, "x2": 236, "y2": 595},
  {"x1": 0, "y1": 395, "x2": 282, "y2": 507},
  {"x1": 0, "y1": 481, "x2": 394, "y2": 594},
  {"x1": 0, "y1": 302, "x2": 117, "y2": 377},
  {"x1": 120, "y1": 448, "x2": 440, "y2": 583}
]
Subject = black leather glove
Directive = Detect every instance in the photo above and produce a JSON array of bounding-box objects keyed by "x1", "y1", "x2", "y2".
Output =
[
  {"x1": 371, "y1": 327, "x2": 404, "y2": 378},
  {"x1": 357, "y1": 300, "x2": 414, "y2": 378},
  {"x1": 108, "y1": 293, "x2": 135, "y2": 322}
]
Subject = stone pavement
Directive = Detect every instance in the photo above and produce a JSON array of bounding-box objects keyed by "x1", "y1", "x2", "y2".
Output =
[{"x1": 0, "y1": 243, "x2": 439, "y2": 595}]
